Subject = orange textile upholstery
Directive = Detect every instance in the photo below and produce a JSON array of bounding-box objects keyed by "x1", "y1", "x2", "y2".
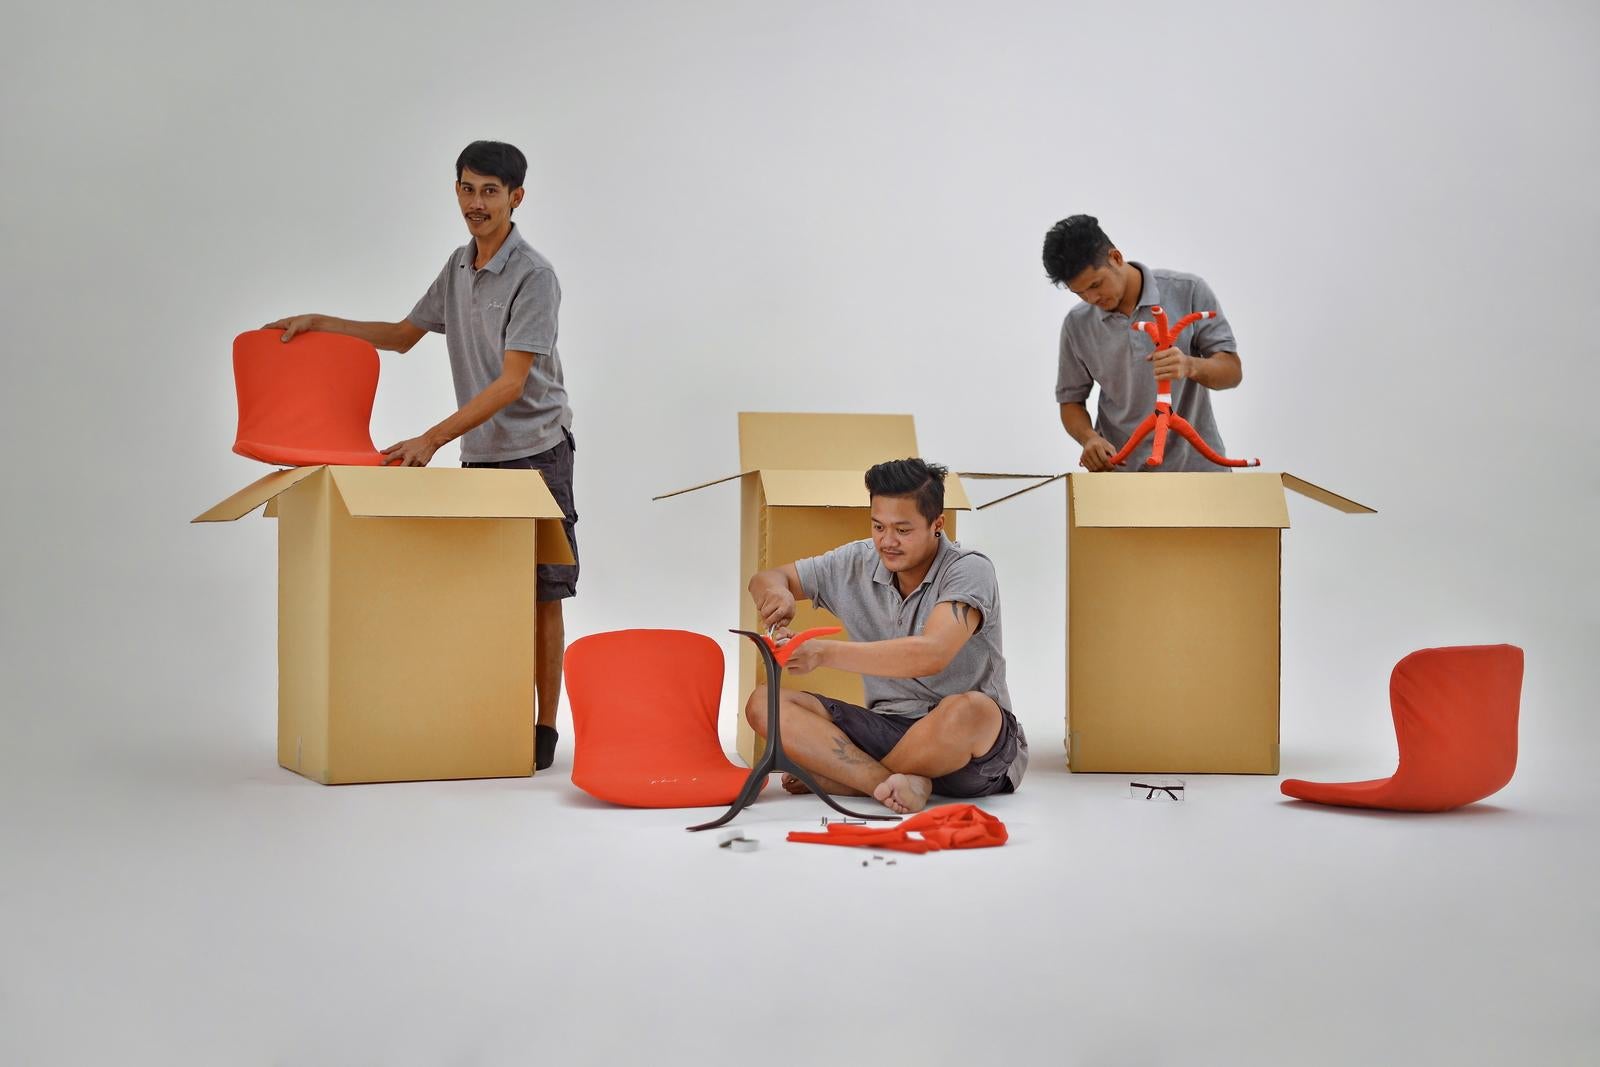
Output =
[
  {"x1": 786, "y1": 804, "x2": 1008, "y2": 853},
  {"x1": 232, "y1": 329, "x2": 385, "y2": 467},
  {"x1": 566, "y1": 629, "x2": 764, "y2": 808},
  {"x1": 1281, "y1": 644, "x2": 1524, "y2": 812}
]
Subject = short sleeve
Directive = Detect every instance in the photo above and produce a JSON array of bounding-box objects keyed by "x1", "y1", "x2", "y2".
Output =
[
  {"x1": 505, "y1": 268, "x2": 560, "y2": 355},
  {"x1": 1187, "y1": 277, "x2": 1237, "y2": 357},
  {"x1": 935, "y1": 551, "x2": 999, "y2": 635},
  {"x1": 793, "y1": 540, "x2": 867, "y2": 616},
  {"x1": 1055, "y1": 318, "x2": 1093, "y2": 404},
  {"x1": 407, "y1": 258, "x2": 451, "y2": 334}
]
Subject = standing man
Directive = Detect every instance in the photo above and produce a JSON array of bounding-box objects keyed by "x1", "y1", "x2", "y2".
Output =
[
  {"x1": 746, "y1": 459, "x2": 1028, "y2": 815},
  {"x1": 266, "y1": 140, "x2": 576, "y2": 772},
  {"x1": 1043, "y1": 214, "x2": 1244, "y2": 471}
]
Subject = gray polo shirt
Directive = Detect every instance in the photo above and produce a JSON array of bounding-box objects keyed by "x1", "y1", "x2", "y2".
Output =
[
  {"x1": 1055, "y1": 262, "x2": 1237, "y2": 472},
  {"x1": 795, "y1": 535, "x2": 1028, "y2": 783},
  {"x1": 408, "y1": 224, "x2": 573, "y2": 463}
]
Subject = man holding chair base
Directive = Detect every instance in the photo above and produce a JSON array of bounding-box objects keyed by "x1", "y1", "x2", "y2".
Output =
[{"x1": 745, "y1": 459, "x2": 1028, "y2": 814}]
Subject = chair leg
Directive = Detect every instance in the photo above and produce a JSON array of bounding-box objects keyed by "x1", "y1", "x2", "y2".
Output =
[{"x1": 686, "y1": 749, "x2": 775, "y2": 832}]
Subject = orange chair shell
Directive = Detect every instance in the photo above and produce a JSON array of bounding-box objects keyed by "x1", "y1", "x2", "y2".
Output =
[
  {"x1": 566, "y1": 629, "x2": 764, "y2": 809},
  {"x1": 1282, "y1": 644, "x2": 1523, "y2": 812},
  {"x1": 232, "y1": 329, "x2": 385, "y2": 467}
]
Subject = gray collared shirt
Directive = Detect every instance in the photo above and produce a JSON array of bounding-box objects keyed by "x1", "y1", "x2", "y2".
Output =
[
  {"x1": 1055, "y1": 262, "x2": 1237, "y2": 472},
  {"x1": 408, "y1": 224, "x2": 573, "y2": 463},
  {"x1": 795, "y1": 534, "x2": 1027, "y2": 783}
]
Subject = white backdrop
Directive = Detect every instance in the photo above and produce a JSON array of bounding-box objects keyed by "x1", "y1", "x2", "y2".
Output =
[{"x1": 2, "y1": 0, "x2": 1596, "y2": 822}]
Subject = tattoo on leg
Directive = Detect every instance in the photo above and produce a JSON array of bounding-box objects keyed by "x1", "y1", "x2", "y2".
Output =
[{"x1": 830, "y1": 735, "x2": 869, "y2": 765}]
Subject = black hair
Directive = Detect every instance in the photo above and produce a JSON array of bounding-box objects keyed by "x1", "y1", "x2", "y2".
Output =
[
  {"x1": 456, "y1": 141, "x2": 528, "y2": 190},
  {"x1": 1042, "y1": 214, "x2": 1114, "y2": 287},
  {"x1": 865, "y1": 458, "x2": 948, "y2": 524}
]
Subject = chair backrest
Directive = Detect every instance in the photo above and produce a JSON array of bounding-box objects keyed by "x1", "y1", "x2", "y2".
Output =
[
  {"x1": 565, "y1": 629, "x2": 727, "y2": 774},
  {"x1": 1391, "y1": 643, "x2": 1523, "y2": 806},
  {"x1": 232, "y1": 329, "x2": 384, "y2": 466}
]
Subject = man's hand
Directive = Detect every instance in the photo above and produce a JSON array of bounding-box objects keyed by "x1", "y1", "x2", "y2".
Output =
[
  {"x1": 382, "y1": 434, "x2": 439, "y2": 467},
  {"x1": 264, "y1": 314, "x2": 321, "y2": 342},
  {"x1": 755, "y1": 586, "x2": 797, "y2": 630},
  {"x1": 783, "y1": 637, "x2": 830, "y2": 675},
  {"x1": 1148, "y1": 346, "x2": 1192, "y2": 382},
  {"x1": 1080, "y1": 434, "x2": 1120, "y2": 472}
]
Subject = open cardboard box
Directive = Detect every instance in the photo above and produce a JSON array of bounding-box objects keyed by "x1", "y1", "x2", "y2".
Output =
[
  {"x1": 194, "y1": 465, "x2": 574, "y2": 784},
  {"x1": 655, "y1": 412, "x2": 1035, "y2": 765},
  {"x1": 981, "y1": 471, "x2": 1373, "y2": 773}
]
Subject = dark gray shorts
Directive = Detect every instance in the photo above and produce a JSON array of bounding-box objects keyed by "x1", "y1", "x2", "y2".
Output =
[
  {"x1": 463, "y1": 427, "x2": 579, "y2": 602},
  {"x1": 809, "y1": 693, "x2": 1021, "y2": 798}
]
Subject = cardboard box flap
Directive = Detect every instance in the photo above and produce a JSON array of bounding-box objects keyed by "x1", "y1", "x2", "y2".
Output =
[
  {"x1": 975, "y1": 473, "x2": 1067, "y2": 510},
  {"x1": 759, "y1": 469, "x2": 973, "y2": 510},
  {"x1": 537, "y1": 519, "x2": 576, "y2": 564},
  {"x1": 330, "y1": 467, "x2": 565, "y2": 519},
  {"x1": 739, "y1": 412, "x2": 919, "y2": 471},
  {"x1": 1281, "y1": 473, "x2": 1375, "y2": 514},
  {"x1": 1073, "y1": 472, "x2": 1291, "y2": 528},
  {"x1": 652, "y1": 471, "x2": 749, "y2": 502},
  {"x1": 192, "y1": 465, "x2": 324, "y2": 522}
]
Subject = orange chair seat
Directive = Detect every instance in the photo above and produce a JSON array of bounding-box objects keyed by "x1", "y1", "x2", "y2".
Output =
[
  {"x1": 566, "y1": 629, "x2": 765, "y2": 809},
  {"x1": 232, "y1": 329, "x2": 385, "y2": 467},
  {"x1": 1282, "y1": 644, "x2": 1523, "y2": 812}
]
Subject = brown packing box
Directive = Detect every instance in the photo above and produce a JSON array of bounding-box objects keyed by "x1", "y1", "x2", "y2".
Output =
[
  {"x1": 656, "y1": 412, "x2": 985, "y2": 766},
  {"x1": 194, "y1": 465, "x2": 574, "y2": 784},
  {"x1": 982, "y1": 471, "x2": 1373, "y2": 774}
]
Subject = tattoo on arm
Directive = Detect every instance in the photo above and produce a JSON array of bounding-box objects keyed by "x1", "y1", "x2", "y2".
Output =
[{"x1": 949, "y1": 601, "x2": 977, "y2": 633}]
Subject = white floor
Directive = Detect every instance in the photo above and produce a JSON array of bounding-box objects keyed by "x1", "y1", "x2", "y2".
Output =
[{"x1": 3, "y1": 711, "x2": 1596, "y2": 1066}]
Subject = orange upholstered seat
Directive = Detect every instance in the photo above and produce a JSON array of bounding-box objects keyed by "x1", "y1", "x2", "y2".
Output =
[
  {"x1": 566, "y1": 629, "x2": 763, "y2": 809},
  {"x1": 1281, "y1": 644, "x2": 1523, "y2": 812},
  {"x1": 232, "y1": 329, "x2": 385, "y2": 467}
]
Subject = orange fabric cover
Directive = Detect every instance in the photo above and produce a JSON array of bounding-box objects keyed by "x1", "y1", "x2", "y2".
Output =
[
  {"x1": 232, "y1": 329, "x2": 385, "y2": 466},
  {"x1": 785, "y1": 803, "x2": 1008, "y2": 853},
  {"x1": 566, "y1": 629, "x2": 766, "y2": 808},
  {"x1": 1281, "y1": 644, "x2": 1523, "y2": 812}
]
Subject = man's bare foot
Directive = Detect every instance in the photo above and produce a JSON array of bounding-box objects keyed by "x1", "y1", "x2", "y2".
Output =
[
  {"x1": 782, "y1": 772, "x2": 865, "y2": 797},
  {"x1": 874, "y1": 773, "x2": 932, "y2": 814}
]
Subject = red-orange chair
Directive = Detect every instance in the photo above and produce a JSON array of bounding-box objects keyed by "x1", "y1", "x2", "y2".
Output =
[
  {"x1": 232, "y1": 329, "x2": 385, "y2": 466},
  {"x1": 565, "y1": 629, "x2": 764, "y2": 808},
  {"x1": 1281, "y1": 644, "x2": 1524, "y2": 812}
]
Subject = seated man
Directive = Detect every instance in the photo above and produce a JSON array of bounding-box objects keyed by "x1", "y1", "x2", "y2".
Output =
[{"x1": 746, "y1": 458, "x2": 1028, "y2": 814}]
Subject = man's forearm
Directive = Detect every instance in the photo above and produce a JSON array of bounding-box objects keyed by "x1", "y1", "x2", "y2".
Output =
[
  {"x1": 748, "y1": 568, "x2": 790, "y2": 601},
  {"x1": 311, "y1": 316, "x2": 419, "y2": 352},
  {"x1": 1188, "y1": 351, "x2": 1242, "y2": 390},
  {"x1": 818, "y1": 636, "x2": 950, "y2": 679},
  {"x1": 1059, "y1": 402, "x2": 1102, "y2": 445},
  {"x1": 419, "y1": 376, "x2": 525, "y2": 450}
]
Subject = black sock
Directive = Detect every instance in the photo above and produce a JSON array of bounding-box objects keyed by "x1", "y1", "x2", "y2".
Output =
[{"x1": 536, "y1": 724, "x2": 559, "y2": 771}]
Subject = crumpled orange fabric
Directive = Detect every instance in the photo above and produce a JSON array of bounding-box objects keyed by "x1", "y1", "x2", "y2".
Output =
[{"x1": 785, "y1": 803, "x2": 1007, "y2": 853}]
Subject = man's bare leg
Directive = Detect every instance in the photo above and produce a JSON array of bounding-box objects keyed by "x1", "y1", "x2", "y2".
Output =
[
  {"x1": 873, "y1": 692, "x2": 1004, "y2": 813},
  {"x1": 744, "y1": 687, "x2": 892, "y2": 803},
  {"x1": 534, "y1": 599, "x2": 564, "y2": 770}
]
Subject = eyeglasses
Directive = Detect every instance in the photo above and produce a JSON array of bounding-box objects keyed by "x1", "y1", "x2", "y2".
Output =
[{"x1": 1129, "y1": 779, "x2": 1185, "y2": 801}]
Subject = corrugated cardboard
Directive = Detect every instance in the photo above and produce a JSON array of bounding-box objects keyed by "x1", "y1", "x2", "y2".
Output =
[
  {"x1": 981, "y1": 471, "x2": 1373, "y2": 774},
  {"x1": 656, "y1": 412, "x2": 976, "y2": 765},
  {"x1": 194, "y1": 466, "x2": 574, "y2": 785}
]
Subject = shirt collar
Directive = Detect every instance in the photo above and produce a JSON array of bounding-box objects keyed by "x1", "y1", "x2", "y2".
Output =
[
  {"x1": 871, "y1": 532, "x2": 952, "y2": 593},
  {"x1": 1100, "y1": 260, "x2": 1160, "y2": 321},
  {"x1": 469, "y1": 223, "x2": 524, "y2": 274}
]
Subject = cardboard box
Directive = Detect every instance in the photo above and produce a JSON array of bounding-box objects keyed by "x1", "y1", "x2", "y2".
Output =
[
  {"x1": 194, "y1": 465, "x2": 574, "y2": 784},
  {"x1": 655, "y1": 412, "x2": 981, "y2": 766},
  {"x1": 983, "y1": 471, "x2": 1373, "y2": 773}
]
